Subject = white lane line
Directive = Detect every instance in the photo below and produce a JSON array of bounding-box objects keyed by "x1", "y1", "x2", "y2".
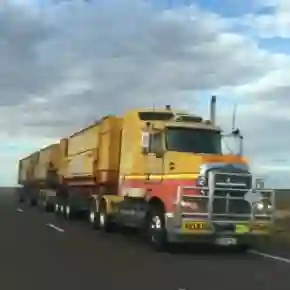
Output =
[
  {"x1": 16, "y1": 208, "x2": 24, "y2": 212},
  {"x1": 249, "y1": 250, "x2": 290, "y2": 264},
  {"x1": 46, "y1": 223, "x2": 65, "y2": 233}
]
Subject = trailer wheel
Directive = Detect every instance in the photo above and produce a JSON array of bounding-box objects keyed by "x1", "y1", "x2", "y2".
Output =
[
  {"x1": 99, "y1": 200, "x2": 114, "y2": 233},
  {"x1": 30, "y1": 198, "x2": 37, "y2": 207},
  {"x1": 39, "y1": 199, "x2": 48, "y2": 211},
  {"x1": 43, "y1": 200, "x2": 48, "y2": 211},
  {"x1": 64, "y1": 204, "x2": 73, "y2": 220},
  {"x1": 89, "y1": 202, "x2": 99, "y2": 230},
  {"x1": 54, "y1": 202, "x2": 60, "y2": 214},
  {"x1": 147, "y1": 205, "x2": 168, "y2": 252},
  {"x1": 60, "y1": 204, "x2": 64, "y2": 215},
  {"x1": 18, "y1": 196, "x2": 25, "y2": 203}
]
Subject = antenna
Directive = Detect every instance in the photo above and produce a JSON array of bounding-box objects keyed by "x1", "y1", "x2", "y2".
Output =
[{"x1": 232, "y1": 103, "x2": 237, "y2": 131}]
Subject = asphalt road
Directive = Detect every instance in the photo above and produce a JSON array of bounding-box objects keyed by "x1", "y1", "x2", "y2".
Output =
[{"x1": 1, "y1": 192, "x2": 290, "y2": 290}]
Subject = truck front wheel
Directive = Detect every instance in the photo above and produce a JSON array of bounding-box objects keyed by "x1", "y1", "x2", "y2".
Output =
[{"x1": 147, "y1": 206, "x2": 168, "y2": 252}]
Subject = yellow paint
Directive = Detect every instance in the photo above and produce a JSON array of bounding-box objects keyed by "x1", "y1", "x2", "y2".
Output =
[
  {"x1": 19, "y1": 107, "x2": 250, "y2": 189},
  {"x1": 18, "y1": 151, "x2": 40, "y2": 184},
  {"x1": 118, "y1": 109, "x2": 248, "y2": 183},
  {"x1": 62, "y1": 116, "x2": 123, "y2": 184},
  {"x1": 33, "y1": 143, "x2": 61, "y2": 181},
  {"x1": 18, "y1": 156, "x2": 33, "y2": 184},
  {"x1": 123, "y1": 173, "x2": 200, "y2": 181}
]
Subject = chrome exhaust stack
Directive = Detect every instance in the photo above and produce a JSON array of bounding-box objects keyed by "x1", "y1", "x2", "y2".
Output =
[{"x1": 210, "y1": 95, "x2": 216, "y2": 125}]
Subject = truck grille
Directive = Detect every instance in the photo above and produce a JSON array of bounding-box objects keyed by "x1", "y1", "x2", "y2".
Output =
[{"x1": 207, "y1": 166, "x2": 252, "y2": 221}]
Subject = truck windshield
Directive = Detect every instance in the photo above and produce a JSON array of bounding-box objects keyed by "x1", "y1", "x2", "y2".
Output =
[{"x1": 166, "y1": 127, "x2": 222, "y2": 154}]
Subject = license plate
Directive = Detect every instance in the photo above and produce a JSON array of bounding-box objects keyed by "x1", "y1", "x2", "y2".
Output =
[
  {"x1": 215, "y1": 237, "x2": 237, "y2": 246},
  {"x1": 181, "y1": 221, "x2": 207, "y2": 232}
]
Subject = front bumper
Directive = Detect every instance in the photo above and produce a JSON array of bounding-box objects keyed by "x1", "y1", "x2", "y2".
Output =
[{"x1": 165, "y1": 215, "x2": 273, "y2": 246}]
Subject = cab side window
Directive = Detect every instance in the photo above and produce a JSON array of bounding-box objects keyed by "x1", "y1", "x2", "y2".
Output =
[{"x1": 149, "y1": 132, "x2": 163, "y2": 153}]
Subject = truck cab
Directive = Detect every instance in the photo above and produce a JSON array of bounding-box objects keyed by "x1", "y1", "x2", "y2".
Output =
[{"x1": 98, "y1": 97, "x2": 275, "y2": 251}]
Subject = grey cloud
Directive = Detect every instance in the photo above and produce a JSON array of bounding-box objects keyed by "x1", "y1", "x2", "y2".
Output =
[
  {"x1": 1, "y1": 0, "x2": 290, "y2": 187},
  {"x1": 0, "y1": 0, "x2": 276, "y2": 110},
  {"x1": 0, "y1": 3, "x2": 64, "y2": 106}
]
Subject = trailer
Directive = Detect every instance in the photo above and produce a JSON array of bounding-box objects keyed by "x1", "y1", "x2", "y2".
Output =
[
  {"x1": 54, "y1": 115, "x2": 123, "y2": 219},
  {"x1": 33, "y1": 143, "x2": 62, "y2": 211},
  {"x1": 17, "y1": 152, "x2": 39, "y2": 205},
  {"x1": 53, "y1": 96, "x2": 275, "y2": 252},
  {"x1": 17, "y1": 155, "x2": 32, "y2": 203}
]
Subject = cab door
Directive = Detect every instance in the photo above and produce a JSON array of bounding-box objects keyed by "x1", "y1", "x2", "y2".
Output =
[{"x1": 146, "y1": 131, "x2": 164, "y2": 183}]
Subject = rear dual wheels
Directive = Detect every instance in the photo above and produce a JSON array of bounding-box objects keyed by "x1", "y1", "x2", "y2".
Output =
[
  {"x1": 54, "y1": 202, "x2": 60, "y2": 214},
  {"x1": 54, "y1": 201, "x2": 73, "y2": 219},
  {"x1": 38, "y1": 199, "x2": 49, "y2": 212},
  {"x1": 64, "y1": 204, "x2": 74, "y2": 219},
  {"x1": 98, "y1": 201, "x2": 113, "y2": 232},
  {"x1": 29, "y1": 198, "x2": 37, "y2": 207}
]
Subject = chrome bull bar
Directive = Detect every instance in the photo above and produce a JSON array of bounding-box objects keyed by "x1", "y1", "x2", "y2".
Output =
[{"x1": 174, "y1": 171, "x2": 275, "y2": 223}]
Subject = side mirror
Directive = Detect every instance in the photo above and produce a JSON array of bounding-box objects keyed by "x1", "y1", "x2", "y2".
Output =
[
  {"x1": 255, "y1": 178, "x2": 264, "y2": 190},
  {"x1": 155, "y1": 148, "x2": 164, "y2": 158},
  {"x1": 141, "y1": 131, "x2": 150, "y2": 154}
]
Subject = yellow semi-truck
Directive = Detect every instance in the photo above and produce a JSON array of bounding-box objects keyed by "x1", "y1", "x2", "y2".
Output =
[{"x1": 18, "y1": 96, "x2": 276, "y2": 252}]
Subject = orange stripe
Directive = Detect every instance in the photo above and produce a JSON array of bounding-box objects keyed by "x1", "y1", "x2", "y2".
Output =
[{"x1": 123, "y1": 173, "x2": 199, "y2": 180}]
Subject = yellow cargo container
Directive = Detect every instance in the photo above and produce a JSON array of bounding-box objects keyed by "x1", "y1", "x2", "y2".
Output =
[
  {"x1": 17, "y1": 151, "x2": 40, "y2": 204},
  {"x1": 55, "y1": 115, "x2": 123, "y2": 217},
  {"x1": 18, "y1": 155, "x2": 33, "y2": 185},
  {"x1": 33, "y1": 143, "x2": 61, "y2": 183},
  {"x1": 62, "y1": 115, "x2": 123, "y2": 185},
  {"x1": 18, "y1": 152, "x2": 39, "y2": 184}
]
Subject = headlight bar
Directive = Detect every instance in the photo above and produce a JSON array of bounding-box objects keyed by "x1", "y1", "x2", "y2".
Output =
[{"x1": 174, "y1": 171, "x2": 275, "y2": 223}]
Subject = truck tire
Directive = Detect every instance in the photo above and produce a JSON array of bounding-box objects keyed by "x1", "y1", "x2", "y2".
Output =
[
  {"x1": 60, "y1": 204, "x2": 65, "y2": 215},
  {"x1": 98, "y1": 200, "x2": 114, "y2": 233},
  {"x1": 64, "y1": 204, "x2": 73, "y2": 220},
  {"x1": 38, "y1": 198, "x2": 47, "y2": 211},
  {"x1": 147, "y1": 205, "x2": 168, "y2": 252},
  {"x1": 30, "y1": 198, "x2": 37, "y2": 207},
  {"x1": 89, "y1": 202, "x2": 99, "y2": 230},
  {"x1": 54, "y1": 202, "x2": 60, "y2": 215},
  {"x1": 18, "y1": 196, "x2": 25, "y2": 203}
]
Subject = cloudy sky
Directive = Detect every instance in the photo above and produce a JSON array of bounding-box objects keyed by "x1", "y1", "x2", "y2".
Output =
[{"x1": 0, "y1": 0, "x2": 289, "y2": 187}]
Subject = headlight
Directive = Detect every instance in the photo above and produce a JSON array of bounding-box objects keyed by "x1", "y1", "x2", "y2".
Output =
[
  {"x1": 196, "y1": 175, "x2": 206, "y2": 187},
  {"x1": 254, "y1": 201, "x2": 272, "y2": 212},
  {"x1": 256, "y1": 202, "x2": 264, "y2": 211},
  {"x1": 196, "y1": 175, "x2": 207, "y2": 196}
]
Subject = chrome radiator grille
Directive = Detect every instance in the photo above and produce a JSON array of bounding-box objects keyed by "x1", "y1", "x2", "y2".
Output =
[{"x1": 175, "y1": 171, "x2": 275, "y2": 223}]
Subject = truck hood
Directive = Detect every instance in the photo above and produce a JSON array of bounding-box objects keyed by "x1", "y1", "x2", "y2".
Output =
[{"x1": 165, "y1": 152, "x2": 249, "y2": 175}]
